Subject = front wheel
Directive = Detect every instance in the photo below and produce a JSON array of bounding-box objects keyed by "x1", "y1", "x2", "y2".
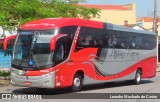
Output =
[
  {"x1": 133, "y1": 69, "x2": 142, "y2": 85},
  {"x1": 72, "y1": 73, "x2": 83, "y2": 92}
]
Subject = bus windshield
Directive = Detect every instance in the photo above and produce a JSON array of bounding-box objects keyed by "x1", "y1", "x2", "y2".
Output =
[{"x1": 12, "y1": 30, "x2": 56, "y2": 70}]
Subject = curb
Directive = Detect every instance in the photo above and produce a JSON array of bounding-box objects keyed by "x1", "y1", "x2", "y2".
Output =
[
  {"x1": 0, "y1": 76, "x2": 11, "y2": 86},
  {"x1": 157, "y1": 68, "x2": 160, "y2": 72},
  {"x1": 0, "y1": 80, "x2": 10, "y2": 86},
  {"x1": 0, "y1": 76, "x2": 11, "y2": 80},
  {"x1": 157, "y1": 64, "x2": 160, "y2": 72}
]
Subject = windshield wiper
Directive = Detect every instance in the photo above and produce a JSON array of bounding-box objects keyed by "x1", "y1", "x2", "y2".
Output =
[
  {"x1": 29, "y1": 31, "x2": 40, "y2": 69},
  {"x1": 17, "y1": 58, "x2": 24, "y2": 68},
  {"x1": 30, "y1": 50, "x2": 40, "y2": 69}
]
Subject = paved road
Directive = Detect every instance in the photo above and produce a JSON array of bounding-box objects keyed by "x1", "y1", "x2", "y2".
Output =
[{"x1": 1, "y1": 72, "x2": 160, "y2": 102}]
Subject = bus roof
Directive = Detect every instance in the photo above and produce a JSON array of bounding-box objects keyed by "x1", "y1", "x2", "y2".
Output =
[
  {"x1": 104, "y1": 23, "x2": 156, "y2": 35},
  {"x1": 20, "y1": 18, "x2": 103, "y2": 30},
  {"x1": 20, "y1": 18, "x2": 155, "y2": 35}
]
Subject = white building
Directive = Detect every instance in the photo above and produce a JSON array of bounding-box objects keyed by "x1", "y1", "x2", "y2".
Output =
[{"x1": 0, "y1": 26, "x2": 17, "y2": 39}]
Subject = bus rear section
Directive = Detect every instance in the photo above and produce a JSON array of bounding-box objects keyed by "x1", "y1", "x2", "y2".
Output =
[{"x1": 3, "y1": 18, "x2": 156, "y2": 92}]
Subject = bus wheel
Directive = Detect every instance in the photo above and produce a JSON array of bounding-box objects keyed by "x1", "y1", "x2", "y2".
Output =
[
  {"x1": 72, "y1": 73, "x2": 83, "y2": 92},
  {"x1": 133, "y1": 69, "x2": 142, "y2": 85}
]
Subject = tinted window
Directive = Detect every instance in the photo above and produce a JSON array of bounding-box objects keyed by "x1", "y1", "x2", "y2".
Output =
[
  {"x1": 130, "y1": 33, "x2": 142, "y2": 49},
  {"x1": 141, "y1": 34, "x2": 156, "y2": 50},
  {"x1": 75, "y1": 27, "x2": 156, "y2": 51},
  {"x1": 52, "y1": 26, "x2": 77, "y2": 65},
  {"x1": 75, "y1": 27, "x2": 106, "y2": 51},
  {"x1": 60, "y1": 26, "x2": 77, "y2": 58},
  {"x1": 106, "y1": 30, "x2": 131, "y2": 49}
]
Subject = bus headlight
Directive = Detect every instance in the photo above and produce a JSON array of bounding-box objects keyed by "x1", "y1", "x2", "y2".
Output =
[
  {"x1": 41, "y1": 73, "x2": 50, "y2": 78},
  {"x1": 41, "y1": 69, "x2": 59, "y2": 78}
]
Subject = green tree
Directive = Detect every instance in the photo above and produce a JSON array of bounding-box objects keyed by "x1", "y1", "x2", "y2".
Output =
[
  {"x1": 64, "y1": 0, "x2": 86, "y2": 4},
  {"x1": 0, "y1": 0, "x2": 100, "y2": 30}
]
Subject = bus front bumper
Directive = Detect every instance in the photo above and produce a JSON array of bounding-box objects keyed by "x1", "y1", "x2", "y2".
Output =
[{"x1": 11, "y1": 70, "x2": 55, "y2": 88}]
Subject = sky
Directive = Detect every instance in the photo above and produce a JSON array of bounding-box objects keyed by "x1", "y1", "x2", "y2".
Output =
[{"x1": 85, "y1": 0, "x2": 160, "y2": 18}]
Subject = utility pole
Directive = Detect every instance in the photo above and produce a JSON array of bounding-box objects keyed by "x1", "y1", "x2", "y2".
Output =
[
  {"x1": 153, "y1": 0, "x2": 158, "y2": 34},
  {"x1": 153, "y1": 0, "x2": 159, "y2": 66}
]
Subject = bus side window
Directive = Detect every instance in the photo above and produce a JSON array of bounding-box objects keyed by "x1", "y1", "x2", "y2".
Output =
[
  {"x1": 102, "y1": 34, "x2": 109, "y2": 48},
  {"x1": 130, "y1": 36, "x2": 138, "y2": 49},
  {"x1": 55, "y1": 43, "x2": 64, "y2": 61},
  {"x1": 142, "y1": 35, "x2": 156, "y2": 50},
  {"x1": 82, "y1": 35, "x2": 93, "y2": 46},
  {"x1": 75, "y1": 27, "x2": 108, "y2": 51},
  {"x1": 77, "y1": 36, "x2": 83, "y2": 46},
  {"x1": 59, "y1": 26, "x2": 77, "y2": 58}
]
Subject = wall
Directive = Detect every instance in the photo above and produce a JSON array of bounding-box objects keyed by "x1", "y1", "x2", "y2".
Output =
[
  {"x1": 0, "y1": 40, "x2": 12, "y2": 71},
  {"x1": 91, "y1": 3, "x2": 136, "y2": 25},
  {"x1": 141, "y1": 22, "x2": 160, "y2": 36}
]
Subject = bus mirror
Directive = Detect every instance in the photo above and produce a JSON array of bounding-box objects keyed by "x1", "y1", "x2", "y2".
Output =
[
  {"x1": 50, "y1": 34, "x2": 67, "y2": 51},
  {"x1": 3, "y1": 35, "x2": 16, "y2": 51}
]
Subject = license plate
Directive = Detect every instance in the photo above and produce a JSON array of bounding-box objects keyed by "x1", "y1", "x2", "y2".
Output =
[{"x1": 24, "y1": 82, "x2": 32, "y2": 86}]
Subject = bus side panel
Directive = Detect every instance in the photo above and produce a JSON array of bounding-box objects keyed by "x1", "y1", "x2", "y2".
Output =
[
  {"x1": 53, "y1": 63, "x2": 74, "y2": 88},
  {"x1": 53, "y1": 57, "x2": 95, "y2": 88},
  {"x1": 53, "y1": 53, "x2": 156, "y2": 88},
  {"x1": 143, "y1": 57, "x2": 157, "y2": 78},
  {"x1": 70, "y1": 48, "x2": 157, "y2": 81}
]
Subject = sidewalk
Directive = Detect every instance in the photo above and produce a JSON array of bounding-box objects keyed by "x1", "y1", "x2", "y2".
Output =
[
  {"x1": 0, "y1": 76, "x2": 10, "y2": 86},
  {"x1": 157, "y1": 64, "x2": 160, "y2": 72},
  {"x1": 0, "y1": 79, "x2": 10, "y2": 86}
]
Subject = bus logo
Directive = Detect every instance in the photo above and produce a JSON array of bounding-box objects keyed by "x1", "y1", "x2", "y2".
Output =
[{"x1": 28, "y1": 60, "x2": 34, "y2": 66}]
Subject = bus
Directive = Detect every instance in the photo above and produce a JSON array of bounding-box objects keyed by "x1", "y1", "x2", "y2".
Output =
[{"x1": 3, "y1": 18, "x2": 157, "y2": 92}]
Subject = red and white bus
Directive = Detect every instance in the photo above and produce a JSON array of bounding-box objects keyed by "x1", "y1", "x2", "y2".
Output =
[{"x1": 3, "y1": 18, "x2": 157, "y2": 91}]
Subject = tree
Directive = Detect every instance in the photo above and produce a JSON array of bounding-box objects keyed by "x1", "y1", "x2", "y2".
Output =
[
  {"x1": 64, "y1": 0, "x2": 86, "y2": 4},
  {"x1": 0, "y1": 0, "x2": 100, "y2": 30}
]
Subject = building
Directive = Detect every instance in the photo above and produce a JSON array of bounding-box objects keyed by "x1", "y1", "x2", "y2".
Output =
[
  {"x1": 137, "y1": 17, "x2": 160, "y2": 36},
  {"x1": 0, "y1": 38, "x2": 12, "y2": 71},
  {"x1": 132, "y1": 25, "x2": 146, "y2": 30},
  {"x1": 0, "y1": 26, "x2": 14, "y2": 71},
  {"x1": 0, "y1": 26, "x2": 17, "y2": 39},
  {"x1": 79, "y1": 3, "x2": 136, "y2": 25}
]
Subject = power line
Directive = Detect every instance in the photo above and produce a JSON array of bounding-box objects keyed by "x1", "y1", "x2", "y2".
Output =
[{"x1": 145, "y1": 11, "x2": 154, "y2": 17}]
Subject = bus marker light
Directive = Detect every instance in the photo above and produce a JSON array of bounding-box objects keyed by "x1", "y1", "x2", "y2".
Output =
[{"x1": 56, "y1": 82, "x2": 60, "y2": 86}]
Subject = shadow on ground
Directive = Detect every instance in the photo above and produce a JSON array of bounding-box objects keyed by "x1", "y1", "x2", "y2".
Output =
[{"x1": 12, "y1": 80, "x2": 154, "y2": 95}]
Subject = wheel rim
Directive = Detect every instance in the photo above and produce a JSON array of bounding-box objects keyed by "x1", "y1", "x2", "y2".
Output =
[
  {"x1": 74, "y1": 78, "x2": 81, "y2": 87},
  {"x1": 137, "y1": 73, "x2": 141, "y2": 82}
]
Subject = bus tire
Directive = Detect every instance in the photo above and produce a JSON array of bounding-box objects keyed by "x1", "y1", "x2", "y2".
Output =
[
  {"x1": 133, "y1": 69, "x2": 142, "y2": 85},
  {"x1": 72, "y1": 73, "x2": 83, "y2": 92}
]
